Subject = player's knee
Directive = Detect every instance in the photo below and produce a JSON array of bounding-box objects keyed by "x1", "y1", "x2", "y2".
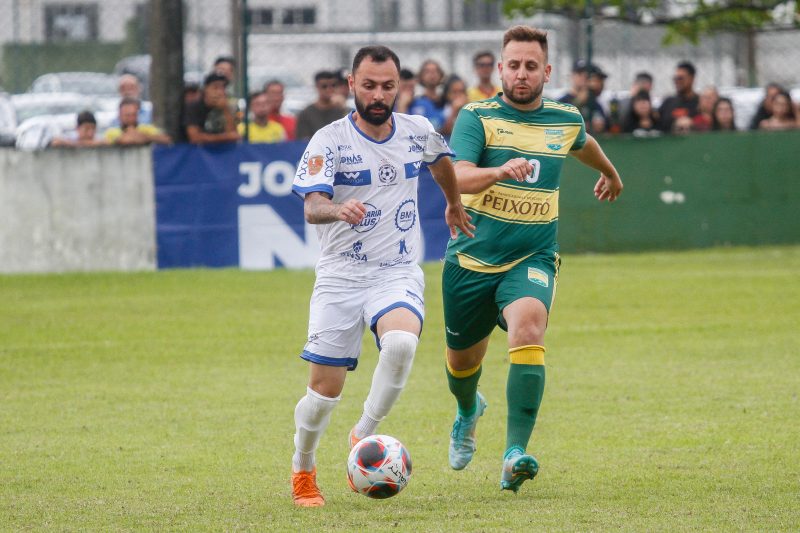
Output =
[
  {"x1": 379, "y1": 330, "x2": 419, "y2": 368},
  {"x1": 509, "y1": 322, "x2": 546, "y2": 346},
  {"x1": 296, "y1": 386, "x2": 340, "y2": 425}
]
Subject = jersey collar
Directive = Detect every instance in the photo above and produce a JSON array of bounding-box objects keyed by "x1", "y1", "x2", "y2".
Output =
[{"x1": 348, "y1": 111, "x2": 397, "y2": 144}]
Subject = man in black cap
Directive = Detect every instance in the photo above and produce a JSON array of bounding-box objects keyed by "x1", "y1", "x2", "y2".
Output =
[
  {"x1": 559, "y1": 59, "x2": 588, "y2": 105},
  {"x1": 183, "y1": 72, "x2": 241, "y2": 144},
  {"x1": 560, "y1": 61, "x2": 609, "y2": 134}
]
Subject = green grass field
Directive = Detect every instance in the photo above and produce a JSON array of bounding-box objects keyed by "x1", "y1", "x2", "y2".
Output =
[{"x1": 2, "y1": 246, "x2": 799, "y2": 531}]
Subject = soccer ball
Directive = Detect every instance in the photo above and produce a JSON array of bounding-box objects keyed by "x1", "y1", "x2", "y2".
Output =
[{"x1": 347, "y1": 435, "x2": 412, "y2": 499}]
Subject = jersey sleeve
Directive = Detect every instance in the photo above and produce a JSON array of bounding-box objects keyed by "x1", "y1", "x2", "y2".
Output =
[
  {"x1": 421, "y1": 118, "x2": 455, "y2": 164},
  {"x1": 292, "y1": 128, "x2": 339, "y2": 198},
  {"x1": 569, "y1": 115, "x2": 588, "y2": 151},
  {"x1": 449, "y1": 107, "x2": 486, "y2": 164}
]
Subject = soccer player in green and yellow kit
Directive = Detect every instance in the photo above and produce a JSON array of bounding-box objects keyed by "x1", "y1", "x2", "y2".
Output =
[{"x1": 442, "y1": 25, "x2": 623, "y2": 492}]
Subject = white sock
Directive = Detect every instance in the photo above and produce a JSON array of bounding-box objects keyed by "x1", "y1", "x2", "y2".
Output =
[
  {"x1": 292, "y1": 387, "x2": 340, "y2": 472},
  {"x1": 354, "y1": 330, "x2": 418, "y2": 438}
]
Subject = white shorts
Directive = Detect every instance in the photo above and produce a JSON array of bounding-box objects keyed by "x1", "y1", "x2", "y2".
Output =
[{"x1": 300, "y1": 266, "x2": 425, "y2": 370}]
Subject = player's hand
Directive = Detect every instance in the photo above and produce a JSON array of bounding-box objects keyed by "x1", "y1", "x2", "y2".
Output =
[
  {"x1": 497, "y1": 157, "x2": 533, "y2": 183},
  {"x1": 337, "y1": 199, "x2": 367, "y2": 224},
  {"x1": 444, "y1": 202, "x2": 475, "y2": 239},
  {"x1": 594, "y1": 173, "x2": 623, "y2": 202}
]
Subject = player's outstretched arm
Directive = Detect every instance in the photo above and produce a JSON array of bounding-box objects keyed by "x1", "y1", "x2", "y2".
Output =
[
  {"x1": 428, "y1": 157, "x2": 475, "y2": 239},
  {"x1": 453, "y1": 158, "x2": 534, "y2": 194},
  {"x1": 570, "y1": 134, "x2": 624, "y2": 202},
  {"x1": 303, "y1": 192, "x2": 367, "y2": 225}
]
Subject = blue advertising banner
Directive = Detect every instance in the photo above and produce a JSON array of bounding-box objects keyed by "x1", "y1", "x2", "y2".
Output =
[{"x1": 153, "y1": 143, "x2": 451, "y2": 269}]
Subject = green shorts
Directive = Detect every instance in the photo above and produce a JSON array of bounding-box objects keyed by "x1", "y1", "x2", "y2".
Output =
[{"x1": 442, "y1": 252, "x2": 560, "y2": 350}]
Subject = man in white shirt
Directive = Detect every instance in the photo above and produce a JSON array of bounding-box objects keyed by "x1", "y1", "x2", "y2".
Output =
[{"x1": 289, "y1": 45, "x2": 474, "y2": 507}]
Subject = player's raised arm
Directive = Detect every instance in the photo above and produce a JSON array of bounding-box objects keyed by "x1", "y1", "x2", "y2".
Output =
[
  {"x1": 428, "y1": 156, "x2": 475, "y2": 239},
  {"x1": 303, "y1": 192, "x2": 366, "y2": 225},
  {"x1": 569, "y1": 133, "x2": 624, "y2": 202}
]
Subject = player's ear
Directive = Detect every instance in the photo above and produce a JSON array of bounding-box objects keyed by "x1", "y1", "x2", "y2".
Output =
[
  {"x1": 348, "y1": 74, "x2": 355, "y2": 92},
  {"x1": 544, "y1": 64, "x2": 552, "y2": 83}
]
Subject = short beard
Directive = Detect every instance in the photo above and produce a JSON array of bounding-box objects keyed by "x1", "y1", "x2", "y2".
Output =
[
  {"x1": 355, "y1": 96, "x2": 394, "y2": 126},
  {"x1": 502, "y1": 80, "x2": 544, "y2": 105}
]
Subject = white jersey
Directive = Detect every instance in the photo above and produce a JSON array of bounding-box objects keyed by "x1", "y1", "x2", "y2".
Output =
[{"x1": 292, "y1": 112, "x2": 453, "y2": 280}]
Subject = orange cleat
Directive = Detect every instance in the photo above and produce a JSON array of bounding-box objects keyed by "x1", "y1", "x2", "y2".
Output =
[
  {"x1": 291, "y1": 468, "x2": 325, "y2": 507},
  {"x1": 348, "y1": 427, "x2": 361, "y2": 449}
]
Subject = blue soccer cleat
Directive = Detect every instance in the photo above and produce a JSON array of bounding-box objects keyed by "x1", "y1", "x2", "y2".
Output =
[
  {"x1": 500, "y1": 446, "x2": 539, "y2": 493},
  {"x1": 448, "y1": 392, "x2": 487, "y2": 470}
]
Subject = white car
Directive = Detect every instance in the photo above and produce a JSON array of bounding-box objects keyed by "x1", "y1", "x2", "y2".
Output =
[
  {"x1": 29, "y1": 72, "x2": 120, "y2": 98},
  {"x1": 0, "y1": 93, "x2": 16, "y2": 146}
]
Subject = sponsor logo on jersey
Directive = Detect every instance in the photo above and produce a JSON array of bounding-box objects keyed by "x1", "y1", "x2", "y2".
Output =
[
  {"x1": 527, "y1": 267, "x2": 549, "y2": 287},
  {"x1": 333, "y1": 169, "x2": 372, "y2": 186},
  {"x1": 395, "y1": 199, "x2": 417, "y2": 232},
  {"x1": 446, "y1": 326, "x2": 461, "y2": 337},
  {"x1": 481, "y1": 192, "x2": 553, "y2": 216},
  {"x1": 308, "y1": 154, "x2": 324, "y2": 175},
  {"x1": 462, "y1": 186, "x2": 558, "y2": 224},
  {"x1": 297, "y1": 151, "x2": 310, "y2": 179},
  {"x1": 404, "y1": 161, "x2": 422, "y2": 179},
  {"x1": 497, "y1": 127, "x2": 514, "y2": 136},
  {"x1": 339, "y1": 240, "x2": 368, "y2": 264},
  {"x1": 338, "y1": 144, "x2": 353, "y2": 151},
  {"x1": 407, "y1": 134, "x2": 427, "y2": 143},
  {"x1": 545, "y1": 129, "x2": 565, "y2": 151},
  {"x1": 407, "y1": 142, "x2": 423, "y2": 153},
  {"x1": 340, "y1": 154, "x2": 364, "y2": 165},
  {"x1": 379, "y1": 238, "x2": 415, "y2": 268},
  {"x1": 378, "y1": 161, "x2": 398, "y2": 184},
  {"x1": 351, "y1": 202, "x2": 381, "y2": 233}
]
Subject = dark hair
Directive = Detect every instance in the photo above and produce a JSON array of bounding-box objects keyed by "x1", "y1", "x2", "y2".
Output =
[
  {"x1": 399, "y1": 68, "x2": 415, "y2": 81},
  {"x1": 677, "y1": 61, "x2": 696, "y2": 77},
  {"x1": 119, "y1": 96, "x2": 141, "y2": 109},
  {"x1": 352, "y1": 45, "x2": 401, "y2": 75},
  {"x1": 314, "y1": 70, "x2": 337, "y2": 84},
  {"x1": 772, "y1": 90, "x2": 797, "y2": 120},
  {"x1": 440, "y1": 75, "x2": 465, "y2": 107},
  {"x1": 248, "y1": 90, "x2": 267, "y2": 103},
  {"x1": 473, "y1": 50, "x2": 495, "y2": 65},
  {"x1": 635, "y1": 72, "x2": 653, "y2": 83},
  {"x1": 77, "y1": 110, "x2": 96, "y2": 126},
  {"x1": 711, "y1": 97, "x2": 737, "y2": 131},
  {"x1": 417, "y1": 59, "x2": 444, "y2": 82},
  {"x1": 502, "y1": 26, "x2": 548, "y2": 58},
  {"x1": 622, "y1": 90, "x2": 656, "y2": 133},
  {"x1": 214, "y1": 55, "x2": 236, "y2": 67},
  {"x1": 264, "y1": 79, "x2": 284, "y2": 91}
]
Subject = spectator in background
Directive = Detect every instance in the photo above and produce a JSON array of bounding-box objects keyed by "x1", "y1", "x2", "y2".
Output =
[
  {"x1": 618, "y1": 71, "x2": 654, "y2": 125},
  {"x1": 439, "y1": 75, "x2": 469, "y2": 136},
  {"x1": 105, "y1": 97, "x2": 171, "y2": 146},
  {"x1": 112, "y1": 74, "x2": 152, "y2": 126},
  {"x1": 659, "y1": 61, "x2": 699, "y2": 133},
  {"x1": 51, "y1": 110, "x2": 106, "y2": 147},
  {"x1": 559, "y1": 60, "x2": 589, "y2": 104},
  {"x1": 295, "y1": 71, "x2": 349, "y2": 140},
  {"x1": 467, "y1": 51, "x2": 500, "y2": 102},
  {"x1": 409, "y1": 59, "x2": 446, "y2": 131},
  {"x1": 332, "y1": 69, "x2": 352, "y2": 109},
  {"x1": 749, "y1": 82, "x2": 784, "y2": 130},
  {"x1": 622, "y1": 90, "x2": 659, "y2": 136},
  {"x1": 562, "y1": 62, "x2": 608, "y2": 134},
  {"x1": 395, "y1": 68, "x2": 416, "y2": 113},
  {"x1": 758, "y1": 90, "x2": 798, "y2": 131},
  {"x1": 183, "y1": 81, "x2": 201, "y2": 106},
  {"x1": 238, "y1": 91, "x2": 287, "y2": 143},
  {"x1": 183, "y1": 72, "x2": 240, "y2": 144},
  {"x1": 264, "y1": 80, "x2": 297, "y2": 140},
  {"x1": 711, "y1": 97, "x2": 737, "y2": 131},
  {"x1": 692, "y1": 86, "x2": 719, "y2": 132},
  {"x1": 213, "y1": 56, "x2": 236, "y2": 84}
]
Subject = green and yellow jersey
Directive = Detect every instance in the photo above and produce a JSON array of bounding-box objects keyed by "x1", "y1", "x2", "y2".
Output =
[{"x1": 445, "y1": 94, "x2": 586, "y2": 273}]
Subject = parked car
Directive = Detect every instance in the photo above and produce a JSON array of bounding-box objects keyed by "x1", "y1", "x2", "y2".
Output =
[
  {"x1": 15, "y1": 110, "x2": 116, "y2": 151},
  {"x1": 29, "y1": 72, "x2": 120, "y2": 98}
]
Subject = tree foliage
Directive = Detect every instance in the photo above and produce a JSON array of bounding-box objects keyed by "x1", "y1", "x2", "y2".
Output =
[{"x1": 503, "y1": 0, "x2": 800, "y2": 44}]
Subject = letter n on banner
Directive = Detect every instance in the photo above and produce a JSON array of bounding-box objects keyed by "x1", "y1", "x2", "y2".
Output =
[{"x1": 238, "y1": 205, "x2": 320, "y2": 269}]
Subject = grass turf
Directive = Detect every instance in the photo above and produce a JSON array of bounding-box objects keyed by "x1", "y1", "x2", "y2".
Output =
[{"x1": 1, "y1": 246, "x2": 799, "y2": 531}]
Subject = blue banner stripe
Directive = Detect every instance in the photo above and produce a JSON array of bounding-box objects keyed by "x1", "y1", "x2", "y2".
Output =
[{"x1": 333, "y1": 169, "x2": 372, "y2": 186}]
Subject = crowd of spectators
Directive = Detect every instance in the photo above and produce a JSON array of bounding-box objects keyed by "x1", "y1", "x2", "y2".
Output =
[{"x1": 49, "y1": 53, "x2": 800, "y2": 149}]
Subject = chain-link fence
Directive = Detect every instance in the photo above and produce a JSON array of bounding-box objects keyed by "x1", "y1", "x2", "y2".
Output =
[{"x1": 1, "y1": 0, "x2": 798, "y2": 144}]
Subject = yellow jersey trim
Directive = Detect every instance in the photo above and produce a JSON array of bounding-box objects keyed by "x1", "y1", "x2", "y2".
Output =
[
  {"x1": 455, "y1": 251, "x2": 535, "y2": 273},
  {"x1": 479, "y1": 117, "x2": 582, "y2": 156}
]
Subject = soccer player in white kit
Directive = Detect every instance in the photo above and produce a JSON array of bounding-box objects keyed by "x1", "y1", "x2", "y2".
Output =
[{"x1": 290, "y1": 45, "x2": 475, "y2": 507}]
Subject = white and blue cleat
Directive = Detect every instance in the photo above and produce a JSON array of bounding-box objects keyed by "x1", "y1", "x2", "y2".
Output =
[
  {"x1": 448, "y1": 392, "x2": 487, "y2": 470},
  {"x1": 500, "y1": 446, "x2": 539, "y2": 493}
]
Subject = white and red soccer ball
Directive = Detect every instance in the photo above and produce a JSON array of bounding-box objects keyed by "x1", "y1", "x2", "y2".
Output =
[{"x1": 347, "y1": 435, "x2": 412, "y2": 499}]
